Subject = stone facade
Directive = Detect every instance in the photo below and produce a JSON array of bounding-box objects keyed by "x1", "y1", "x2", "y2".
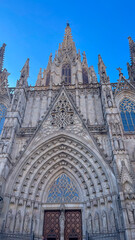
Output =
[{"x1": 0, "y1": 24, "x2": 135, "y2": 240}]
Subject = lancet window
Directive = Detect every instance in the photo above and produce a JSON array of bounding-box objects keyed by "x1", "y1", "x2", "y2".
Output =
[
  {"x1": 46, "y1": 71, "x2": 50, "y2": 86},
  {"x1": 119, "y1": 98, "x2": 135, "y2": 132},
  {"x1": 47, "y1": 174, "x2": 79, "y2": 203},
  {"x1": 62, "y1": 63, "x2": 71, "y2": 84},
  {"x1": 82, "y1": 68, "x2": 88, "y2": 84},
  {"x1": 0, "y1": 104, "x2": 7, "y2": 134}
]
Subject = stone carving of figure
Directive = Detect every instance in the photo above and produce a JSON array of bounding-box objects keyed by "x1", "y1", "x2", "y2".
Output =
[
  {"x1": 106, "y1": 88, "x2": 113, "y2": 108},
  {"x1": 14, "y1": 210, "x2": 21, "y2": 233},
  {"x1": 115, "y1": 123, "x2": 121, "y2": 135},
  {"x1": 32, "y1": 214, "x2": 38, "y2": 234},
  {"x1": 119, "y1": 138, "x2": 124, "y2": 150},
  {"x1": 109, "y1": 208, "x2": 116, "y2": 231},
  {"x1": 2, "y1": 143, "x2": 8, "y2": 154},
  {"x1": 94, "y1": 213, "x2": 100, "y2": 233},
  {"x1": 23, "y1": 212, "x2": 30, "y2": 233},
  {"x1": 126, "y1": 203, "x2": 134, "y2": 224},
  {"x1": 87, "y1": 214, "x2": 93, "y2": 234},
  {"x1": 59, "y1": 211, "x2": 65, "y2": 240},
  {"x1": 5, "y1": 209, "x2": 13, "y2": 232},
  {"x1": 102, "y1": 211, "x2": 107, "y2": 232},
  {"x1": 113, "y1": 138, "x2": 119, "y2": 150},
  {"x1": 12, "y1": 92, "x2": 19, "y2": 111}
]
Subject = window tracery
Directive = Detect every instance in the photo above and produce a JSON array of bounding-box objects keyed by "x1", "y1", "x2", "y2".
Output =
[
  {"x1": 0, "y1": 104, "x2": 7, "y2": 134},
  {"x1": 119, "y1": 98, "x2": 135, "y2": 131},
  {"x1": 62, "y1": 63, "x2": 71, "y2": 84},
  {"x1": 82, "y1": 68, "x2": 88, "y2": 84},
  {"x1": 51, "y1": 92, "x2": 74, "y2": 129},
  {"x1": 47, "y1": 174, "x2": 80, "y2": 203}
]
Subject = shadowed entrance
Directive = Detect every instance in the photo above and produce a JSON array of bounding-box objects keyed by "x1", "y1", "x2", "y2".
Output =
[{"x1": 43, "y1": 210, "x2": 82, "y2": 240}]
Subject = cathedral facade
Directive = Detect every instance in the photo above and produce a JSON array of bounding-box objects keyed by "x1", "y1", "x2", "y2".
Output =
[{"x1": 0, "y1": 24, "x2": 135, "y2": 240}]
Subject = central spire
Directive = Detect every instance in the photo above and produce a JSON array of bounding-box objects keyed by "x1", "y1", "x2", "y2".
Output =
[{"x1": 61, "y1": 23, "x2": 76, "y2": 54}]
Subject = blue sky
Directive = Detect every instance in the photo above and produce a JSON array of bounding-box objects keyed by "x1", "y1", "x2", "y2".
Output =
[{"x1": 0, "y1": 0, "x2": 135, "y2": 87}]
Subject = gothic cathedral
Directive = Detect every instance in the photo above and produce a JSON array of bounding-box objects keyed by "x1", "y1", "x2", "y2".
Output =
[{"x1": 0, "y1": 24, "x2": 135, "y2": 240}]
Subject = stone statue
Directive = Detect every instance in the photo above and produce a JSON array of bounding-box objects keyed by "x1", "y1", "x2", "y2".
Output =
[
  {"x1": 87, "y1": 214, "x2": 92, "y2": 234},
  {"x1": 23, "y1": 212, "x2": 30, "y2": 233},
  {"x1": 113, "y1": 138, "x2": 119, "y2": 150},
  {"x1": 102, "y1": 211, "x2": 107, "y2": 232},
  {"x1": 2, "y1": 143, "x2": 8, "y2": 154},
  {"x1": 32, "y1": 214, "x2": 37, "y2": 233},
  {"x1": 59, "y1": 211, "x2": 65, "y2": 240},
  {"x1": 14, "y1": 210, "x2": 21, "y2": 233},
  {"x1": 106, "y1": 89, "x2": 113, "y2": 107},
  {"x1": 5, "y1": 209, "x2": 13, "y2": 232},
  {"x1": 119, "y1": 139, "x2": 124, "y2": 150},
  {"x1": 94, "y1": 213, "x2": 100, "y2": 233},
  {"x1": 126, "y1": 203, "x2": 134, "y2": 224},
  {"x1": 115, "y1": 123, "x2": 121, "y2": 135},
  {"x1": 109, "y1": 208, "x2": 116, "y2": 231}
]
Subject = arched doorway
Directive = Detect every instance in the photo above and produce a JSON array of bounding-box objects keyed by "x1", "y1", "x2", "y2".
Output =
[
  {"x1": 43, "y1": 174, "x2": 82, "y2": 240},
  {"x1": 4, "y1": 134, "x2": 120, "y2": 240}
]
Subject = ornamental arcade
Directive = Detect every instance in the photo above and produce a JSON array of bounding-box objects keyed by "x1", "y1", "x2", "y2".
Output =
[{"x1": 0, "y1": 24, "x2": 135, "y2": 240}]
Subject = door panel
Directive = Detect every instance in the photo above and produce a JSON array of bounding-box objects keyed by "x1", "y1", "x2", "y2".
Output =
[
  {"x1": 44, "y1": 210, "x2": 82, "y2": 240},
  {"x1": 44, "y1": 211, "x2": 60, "y2": 240},
  {"x1": 65, "y1": 210, "x2": 82, "y2": 240}
]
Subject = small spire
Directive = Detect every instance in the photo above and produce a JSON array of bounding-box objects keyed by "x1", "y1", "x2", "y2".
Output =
[
  {"x1": 98, "y1": 55, "x2": 109, "y2": 83},
  {"x1": 0, "y1": 43, "x2": 6, "y2": 73},
  {"x1": 98, "y1": 55, "x2": 106, "y2": 74},
  {"x1": 82, "y1": 51, "x2": 88, "y2": 66},
  {"x1": 128, "y1": 36, "x2": 135, "y2": 65},
  {"x1": 18, "y1": 58, "x2": 29, "y2": 87},
  {"x1": 36, "y1": 68, "x2": 42, "y2": 86}
]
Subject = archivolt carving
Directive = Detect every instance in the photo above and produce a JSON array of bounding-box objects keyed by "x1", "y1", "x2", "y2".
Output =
[{"x1": 6, "y1": 135, "x2": 117, "y2": 205}]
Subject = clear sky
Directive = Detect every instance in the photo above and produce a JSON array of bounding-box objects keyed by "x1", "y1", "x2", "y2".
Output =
[{"x1": 0, "y1": 0, "x2": 135, "y2": 87}]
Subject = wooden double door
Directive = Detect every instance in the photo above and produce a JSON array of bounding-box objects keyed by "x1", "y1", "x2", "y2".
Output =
[{"x1": 43, "y1": 210, "x2": 82, "y2": 240}]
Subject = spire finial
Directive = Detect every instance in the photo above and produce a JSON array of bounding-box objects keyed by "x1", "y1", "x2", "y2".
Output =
[{"x1": 66, "y1": 21, "x2": 70, "y2": 27}]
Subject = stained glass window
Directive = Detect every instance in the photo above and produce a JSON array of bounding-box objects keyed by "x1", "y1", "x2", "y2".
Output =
[
  {"x1": 62, "y1": 64, "x2": 71, "y2": 84},
  {"x1": 0, "y1": 104, "x2": 7, "y2": 134},
  {"x1": 47, "y1": 174, "x2": 80, "y2": 203},
  {"x1": 119, "y1": 98, "x2": 135, "y2": 132}
]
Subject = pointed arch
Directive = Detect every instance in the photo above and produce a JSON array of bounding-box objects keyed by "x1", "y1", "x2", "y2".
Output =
[
  {"x1": 46, "y1": 173, "x2": 80, "y2": 203},
  {"x1": 62, "y1": 63, "x2": 71, "y2": 84},
  {"x1": 119, "y1": 97, "x2": 135, "y2": 131}
]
